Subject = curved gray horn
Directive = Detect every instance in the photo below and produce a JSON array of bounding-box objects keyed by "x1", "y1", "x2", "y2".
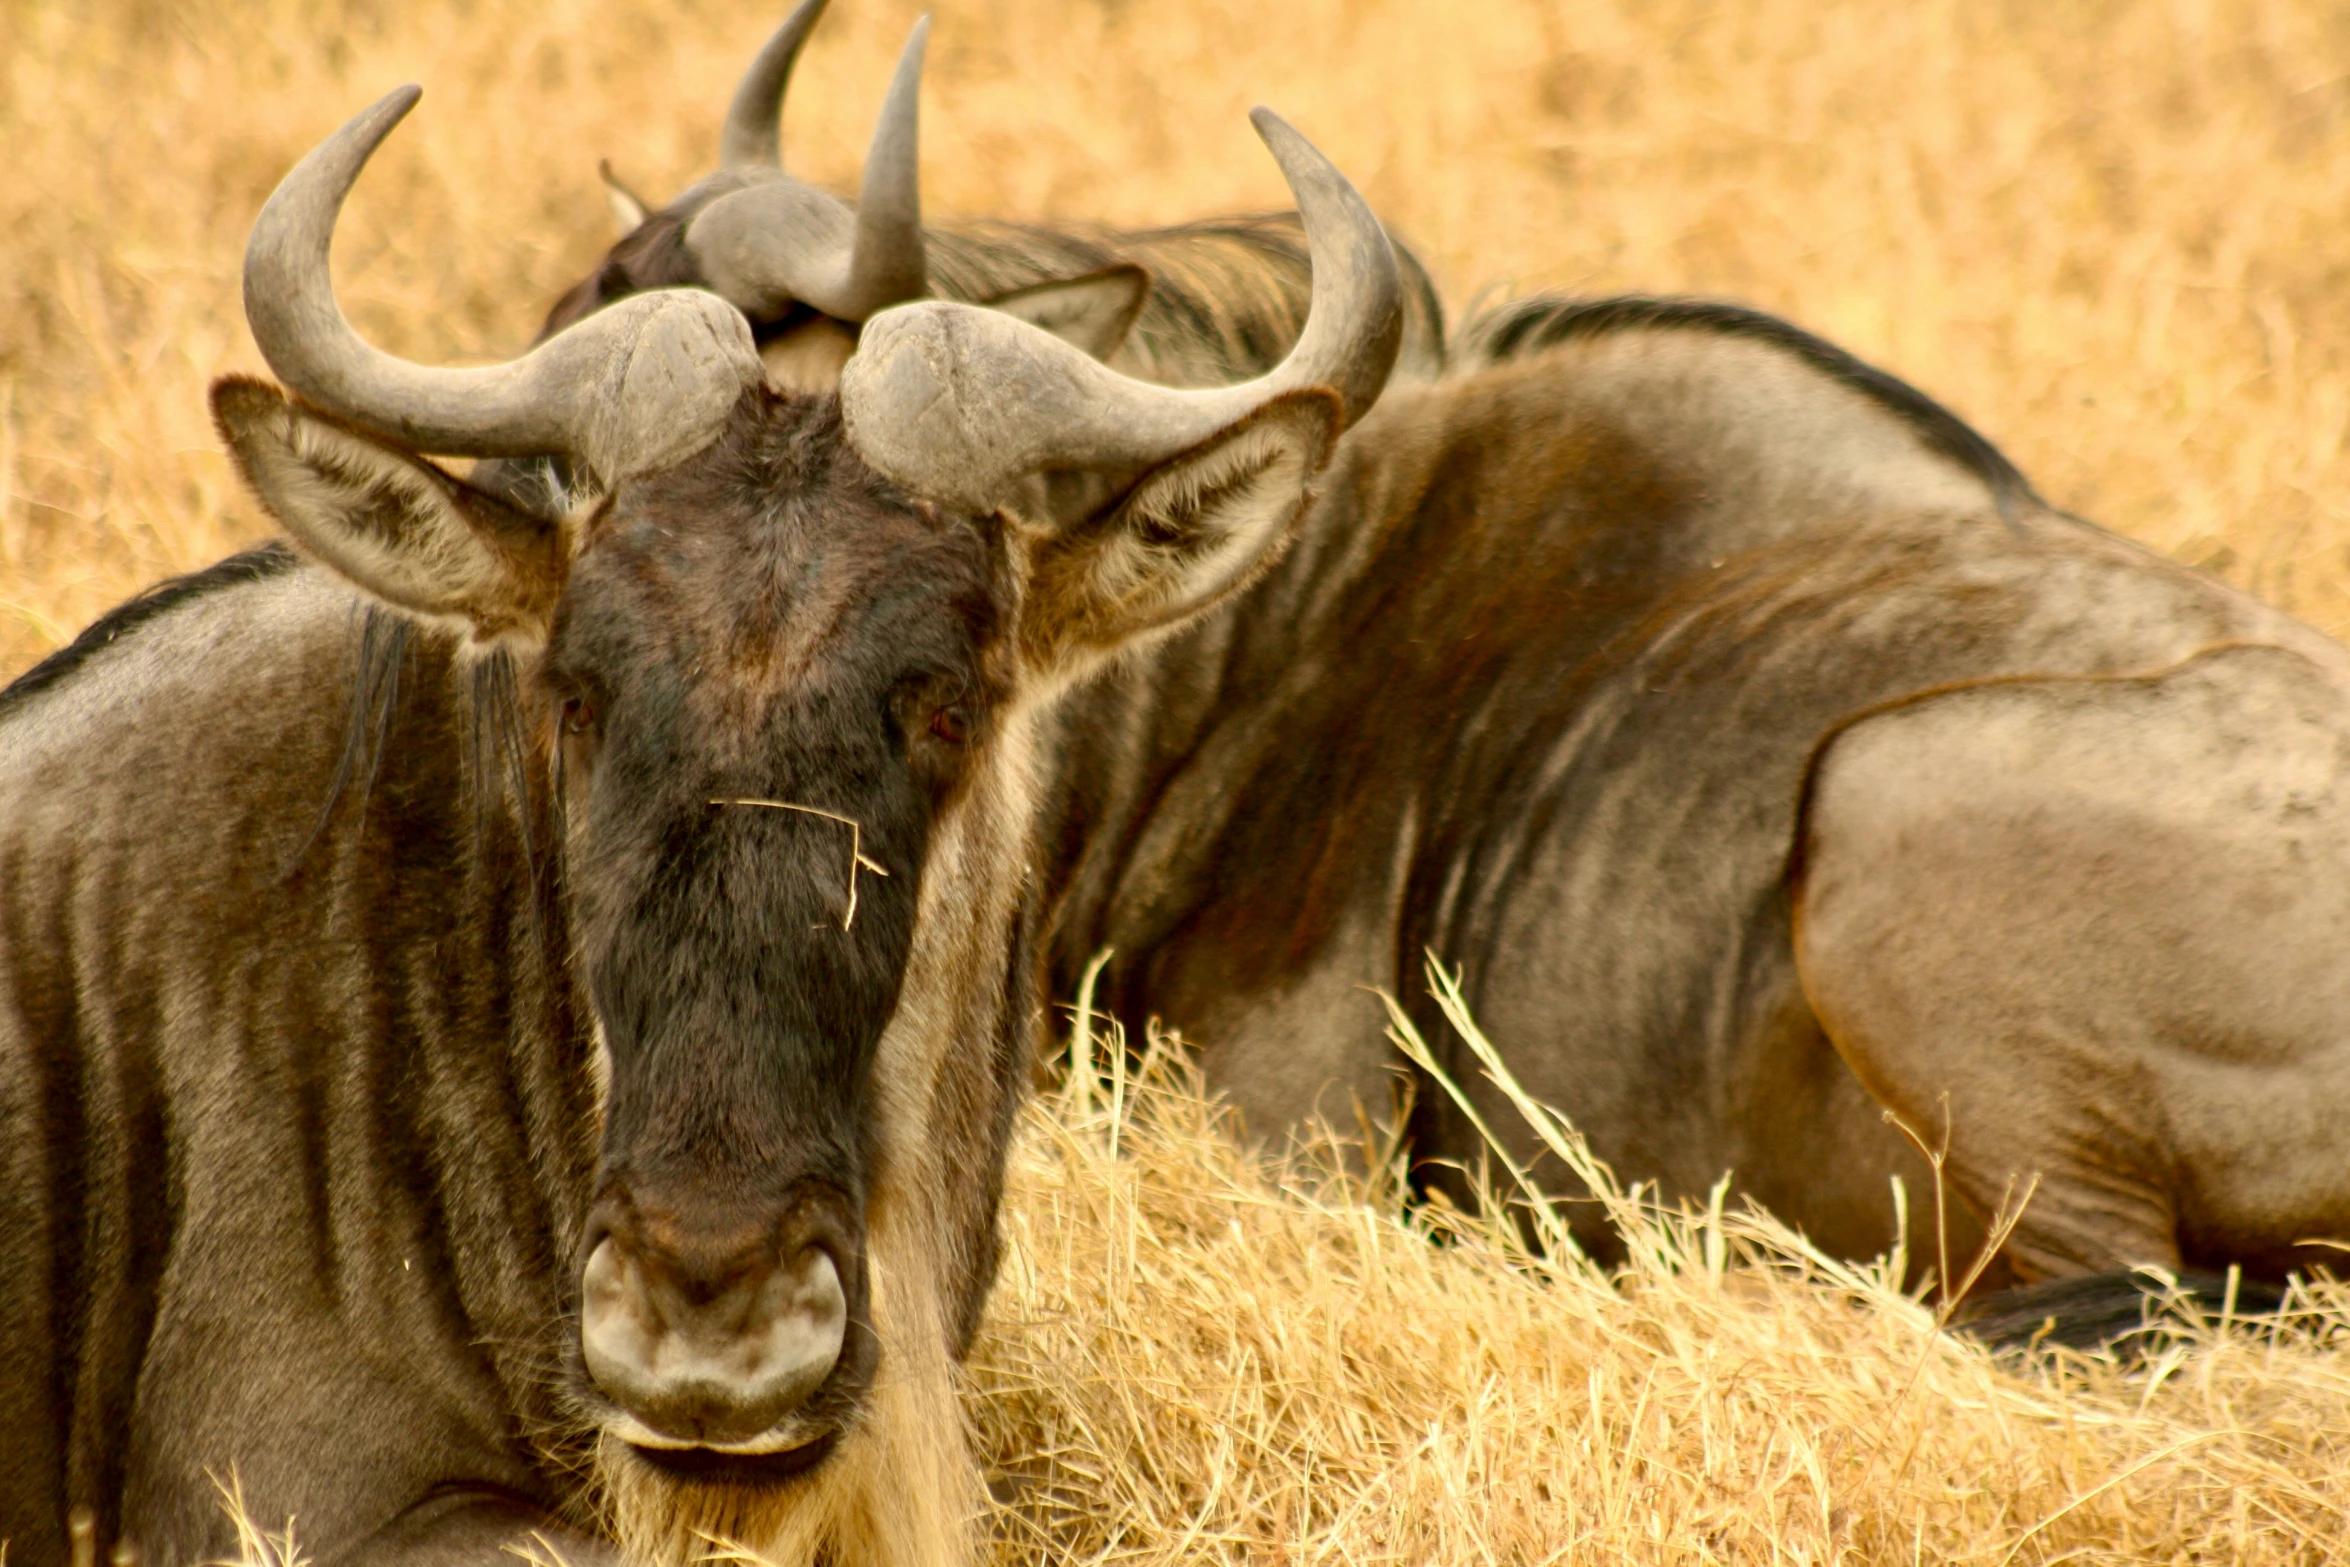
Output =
[
  {"x1": 244, "y1": 87, "x2": 763, "y2": 483},
  {"x1": 683, "y1": 16, "x2": 929, "y2": 321},
  {"x1": 839, "y1": 107, "x2": 1401, "y2": 512},
  {"x1": 719, "y1": 0, "x2": 831, "y2": 169}
]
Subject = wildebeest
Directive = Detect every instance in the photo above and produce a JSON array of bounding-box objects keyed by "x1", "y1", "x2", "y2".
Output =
[
  {"x1": 524, "y1": 0, "x2": 1446, "y2": 397},
  {"x1": 0, "y1": 87, "x2": 1403, "y2": 1567},
  {"x1": 1038, "y1": 289, "x2": 2350, "y2": 1303}
]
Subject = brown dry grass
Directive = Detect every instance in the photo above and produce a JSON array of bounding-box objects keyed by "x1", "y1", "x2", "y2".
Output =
[{"x1": 12, "y1": 0, "x2": 2350, "y2": 1560}]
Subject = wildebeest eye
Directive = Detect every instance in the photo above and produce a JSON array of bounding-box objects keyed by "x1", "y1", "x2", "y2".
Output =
[
  {"x1": 561, "y1": 695, "x2": 598, "y2": 736},
  {"x1": 929, "y1": 706, "x2": 972, "y2": 745}
]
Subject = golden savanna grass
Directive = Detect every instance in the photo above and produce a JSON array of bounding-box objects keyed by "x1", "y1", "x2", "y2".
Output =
[
  {"x1": 967, "y1": 979, "x2": 2350, "y2": 1564},
  {"x1": 9, "y1": 0, "x2": 2350, "y2": 1560}
]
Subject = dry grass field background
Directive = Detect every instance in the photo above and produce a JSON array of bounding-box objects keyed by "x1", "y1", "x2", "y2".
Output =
[{"x1": 9, "y1": 0, "x2": 2350, "y2": 1560}]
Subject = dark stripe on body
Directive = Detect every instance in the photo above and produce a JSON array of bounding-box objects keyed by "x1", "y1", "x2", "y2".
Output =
[
  {"x1": 0, "y1": 834, "x2": 78, "y2": 1548},
  {"x1": 64, "y1": 891, "x2": 177, "y2": 1537}
]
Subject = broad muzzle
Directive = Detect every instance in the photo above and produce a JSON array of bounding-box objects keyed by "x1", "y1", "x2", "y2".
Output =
[{"x1": 580, "y1": 1192, "x2": 861, "y2": 1451}]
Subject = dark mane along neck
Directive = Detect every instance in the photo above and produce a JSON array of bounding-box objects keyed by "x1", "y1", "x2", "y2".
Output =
[
  {"x1": 315, "y1": 607, "x2": 559, "y2": 901},
  {"x1": 0, "y1": 542, "x2": 300, "y2": 722},
  {"x1": 1456, "y1": 294, "x2": 2034, "y2": 514}
]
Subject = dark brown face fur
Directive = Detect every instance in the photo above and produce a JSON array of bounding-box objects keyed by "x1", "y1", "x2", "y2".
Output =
[
  {"x1": 540, "y1": 182, "x2": 706, "y2": 341},
  {"x1": 543, "y1": 389, "x2": 1009, "y2": 1457}
]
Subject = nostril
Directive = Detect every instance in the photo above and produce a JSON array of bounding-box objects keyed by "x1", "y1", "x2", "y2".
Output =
[
  {"x1": 739, "y1": 1241, "x2": 847, "y2": 1390},
  {"x1": 580, "y1": 1233, "x2": 848, "y2": 1448}
]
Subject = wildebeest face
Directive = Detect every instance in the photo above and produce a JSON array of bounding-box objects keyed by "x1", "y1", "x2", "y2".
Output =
[
  {"x1": 212, "y1": 376, "x2": 1014, "y2": 1466},
  {"x1": 546, "y1": 393, "x2": 1007, "y2": 1462},
  {"x1": 211, "y1": 357, "x2": 1341, "y2": 1471}
]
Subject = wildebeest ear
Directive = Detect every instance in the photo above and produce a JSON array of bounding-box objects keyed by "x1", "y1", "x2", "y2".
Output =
[
  {"x1": 210, "y1": 375, "x2": 568, "y2": 646},
  {"x1": 1019, "y1": 387, "x2": 1339, "y2": 669},
  {"x1": 980, "y1": 266, "x2": 1151, "y2": 363},
  {"x1": 598, "y1": 158, "x2": 652, "y2": 236}
]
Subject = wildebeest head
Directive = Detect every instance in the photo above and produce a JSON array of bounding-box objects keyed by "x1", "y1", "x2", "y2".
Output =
[
  {"x1": 540, "y1": 0, "x2": 1149, "y2": 396},
  {"x1": 212, "y1": 86, "x2": 1399, "y2": 1479}
]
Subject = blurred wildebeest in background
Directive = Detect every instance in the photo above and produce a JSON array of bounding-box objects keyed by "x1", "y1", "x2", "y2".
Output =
[
  {"x1": 531, "y1": 0, "x2": 1445, "y2": 398},
  {"x1": 0, "y1": 85, "x2": 1404, "y2": 1567}
]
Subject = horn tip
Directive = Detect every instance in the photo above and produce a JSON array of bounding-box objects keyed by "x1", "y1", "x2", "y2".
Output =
[
  {"x1": 348, "y1": 83, "x2": 424, "y2": 147},
  {"x1": 1249, "y1": 106, "x2": 1319, "y2": 164},
  {"x1": 766, "y1": 0, "x2": 831, "y2": 49},
  {"x1": 722, "y1": 0, "x2": 829, "y2": 170},
  {"x1": 345, "y1": 85, "x2": 424, "y2": 174},
  {"x1": 1248, "y1": 107, "x2": 1344, "y2": 189}
]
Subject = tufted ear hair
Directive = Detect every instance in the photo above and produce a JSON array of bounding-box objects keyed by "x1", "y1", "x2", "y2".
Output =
[
  {"x1": 980, "y1": 265, "x2": 1151, "y2": 364},
  {"x1": 211, "y1": 375, "x2": 571, "y2": 648},
  {"x1": 1016, "y1": 386, "x2": 1338, "y2": 675}
]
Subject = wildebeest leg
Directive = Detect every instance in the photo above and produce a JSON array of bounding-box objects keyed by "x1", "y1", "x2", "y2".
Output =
[
  {"x1": 1793, "y1": 645, "x2": 2350, "y2": 1285},
  {"x1": 333, "y1": 1491, "x2": 618, "y2": 1567},
  {"x1": 1786, "y1": 960, "x2": 2184, "y2": 1285},
  {"x1": 1955, "y1": 1267, "x2": 2292, "y2": 1353},
  {"x1": 1132, "y1": 892, "x2": 1412, "y2": 1153}
]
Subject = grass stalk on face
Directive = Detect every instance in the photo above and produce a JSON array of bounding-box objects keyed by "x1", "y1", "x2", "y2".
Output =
[{"x1": 707, "y1": 798, "x2": 889, "y2": 930}]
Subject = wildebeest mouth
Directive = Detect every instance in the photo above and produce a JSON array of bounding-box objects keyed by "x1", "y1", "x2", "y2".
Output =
[{"x1": 610, "y1": 1418, "x2": 845, "y2": 1486}]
